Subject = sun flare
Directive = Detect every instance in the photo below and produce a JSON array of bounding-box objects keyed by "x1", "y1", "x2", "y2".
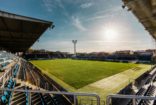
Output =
[
  {"x1": 100, "y1": 25, "x2": 120, "y2": 42},
  {"x1": 105, "y1": 28, "x2": 117, "y2": 39}
]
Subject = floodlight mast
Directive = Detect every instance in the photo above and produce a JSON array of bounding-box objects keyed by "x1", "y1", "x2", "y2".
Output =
[{"x1": 72, "y1": 40, "x2": 77, "y2": 56}]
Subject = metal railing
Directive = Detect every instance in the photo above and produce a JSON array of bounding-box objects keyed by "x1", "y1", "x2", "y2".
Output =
[
  {"x1": 0, "y1": 63, "x2": 15, "y2": 87},
  {"x1": 79, "y1": 98, "x2": 105, "y2": 105},
  {"x1": 0, "y1": 88, "x2": 101, "y2": 105},
  {"x1": 106, "y1": 94, "x2": 156, "y2": 105}
]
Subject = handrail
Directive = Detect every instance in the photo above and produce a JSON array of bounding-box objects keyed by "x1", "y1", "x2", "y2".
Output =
[
  {"x1": 0, "y1": 88, "x2": 101, "y2": 105},
  {"x1": 0, "y1": 88, "x2": 99, "y2": 97},
  {"x1": 0, "y1": 64, "x2": 12, "y2": 81}
]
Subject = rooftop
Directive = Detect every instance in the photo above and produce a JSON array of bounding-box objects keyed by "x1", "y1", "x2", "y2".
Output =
[{"x1": 0, "y1": 10, "x2": 54, "y2": 52}]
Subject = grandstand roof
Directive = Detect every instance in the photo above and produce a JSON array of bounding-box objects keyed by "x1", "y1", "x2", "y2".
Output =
[
  {"x1": 0, "y1": 10, "x2": 53, "y2": 52},
  {"x1": 122, "y1": 0, "x2": 156, "y2": 40}
]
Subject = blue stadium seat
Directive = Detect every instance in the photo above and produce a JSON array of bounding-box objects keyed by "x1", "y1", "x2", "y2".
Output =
[
  {"x1": 4, "y1": 91, "x2": 9, "y2": 98},
  {"x1": 8, "y1": 79, "x2": 13, "y2": 83},
  {"x1": 1, "y1": 95, "x2": 8, "y2": 104},
  {"x1": 7, "y1": 84, "x2": 12, "y2": 89}
]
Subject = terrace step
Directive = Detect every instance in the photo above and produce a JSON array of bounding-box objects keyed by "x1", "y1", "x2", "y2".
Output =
[{"x1": 15, "y1": 79, "x2": 47, "y2": 91}]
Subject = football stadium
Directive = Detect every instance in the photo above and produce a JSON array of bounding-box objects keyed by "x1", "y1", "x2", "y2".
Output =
[{"x1": 0, "y1": 0, "x2": 156, "y2": 105}]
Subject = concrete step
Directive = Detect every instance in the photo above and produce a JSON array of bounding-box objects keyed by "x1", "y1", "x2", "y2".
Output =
[
  {"x1": 31, "y1": 93, "x2": 42, "y2": 104},
  {"x1": 43, "y1": 94, "x2": 56, "y2": 105},
  {"x1": 11, "y1": 93, "x2": 26, "y2": 105},
  {"x1": 15, "y1": 79, "x2": 47, "y2": 91}
]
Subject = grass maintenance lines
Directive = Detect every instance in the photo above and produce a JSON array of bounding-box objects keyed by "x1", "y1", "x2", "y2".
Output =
[{"x1": 31, "y1": 59, "x2": 139, "y2": 89}]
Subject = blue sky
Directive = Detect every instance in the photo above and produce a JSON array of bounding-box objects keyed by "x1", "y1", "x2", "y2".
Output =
[{"x1": 0, "y1": 0, "x2": 155, "y2": 52}]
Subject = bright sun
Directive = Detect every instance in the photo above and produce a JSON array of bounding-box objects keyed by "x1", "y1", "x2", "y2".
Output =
[
  {"x1": 100, "y1": 25, "x2": 119, "y2": 41},
  {"x1": 105, "y1": 28, "x2": 117, "y2": 38}
]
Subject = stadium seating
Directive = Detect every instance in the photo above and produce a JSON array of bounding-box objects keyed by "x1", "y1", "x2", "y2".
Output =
[
  {"x1": 138, "y1": 85, "x2": 156, "y2": 105},
  {"x1": 1, "y1": 78, "x2": 16, "y2": 104},
  {"x1": 10, "y1": 85, "x2": 68, "y2": 105},
  {"x1": 11, "y1": 86, "x2": 27, "y2": 105},
  {"x1": 1, "y1": 52, "x2": 156, "y2": 105},
  {"x1": 126, "y1": 67, "x2": 156, "y2": 105},
  {"x1": 0, "y1": 59, "x2": 72, "y2": 105},
  {"x1": 13, "y1": 64, "x2": 19, "y2": 78}
]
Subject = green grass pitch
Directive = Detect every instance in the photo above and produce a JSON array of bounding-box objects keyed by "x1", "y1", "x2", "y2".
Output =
[{"x1": 31, "y1": 59, "x2": 138, "y2": 89}]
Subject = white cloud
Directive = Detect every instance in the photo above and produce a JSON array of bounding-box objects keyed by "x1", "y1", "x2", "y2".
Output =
[
  {"x1": 56, "y1": 0, "x2": 65, "y2": 9},
  {"x1": 80, "y1": 2, "x2": 93, "y2": 8},
  {"x1": 71, "y1": 16, "x2": 87, "y2": 31},
  {"x1": 86, "y1": 6, "x2": 122, "y2": 21},
  {"x1": 32, "y1": 40, "x2": 73, "y2": 52},
  {"x1": 42, "y1": 0, "x2": 65, "y2": 12},
  {"x1": 96, "y1": 6, "x2": 122, "y2": 15},
  {"x1": 42, "y1": 0, "x2": 54, "y2": 12}
]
